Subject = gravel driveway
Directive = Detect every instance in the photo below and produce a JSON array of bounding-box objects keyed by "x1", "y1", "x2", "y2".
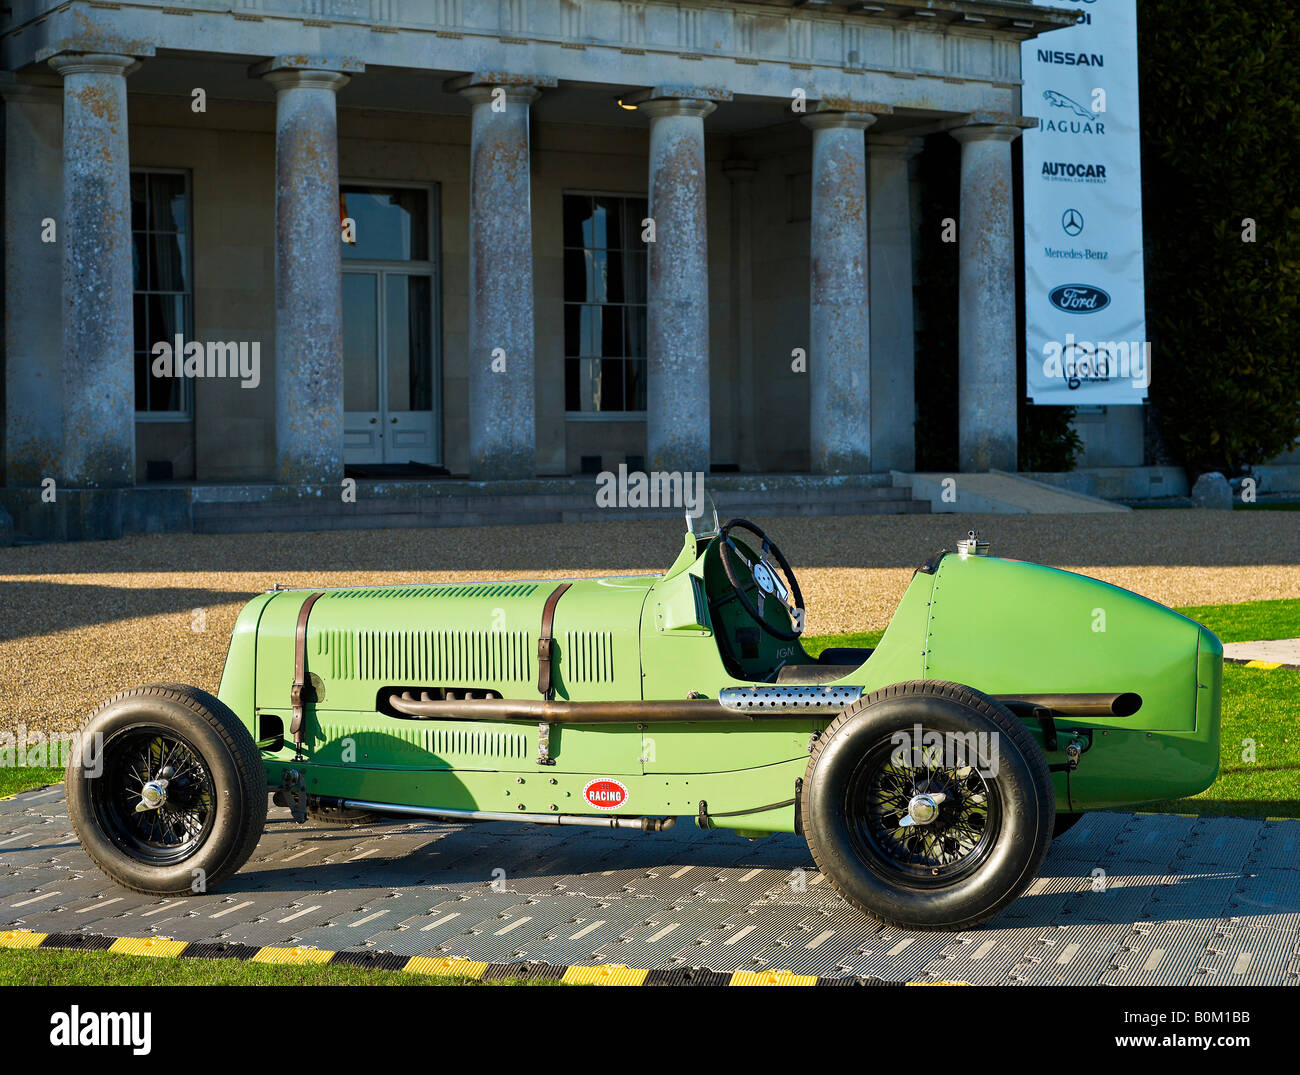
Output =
[{"x1": 2, "y1": 509, "x2": 1297, "y2": 737}]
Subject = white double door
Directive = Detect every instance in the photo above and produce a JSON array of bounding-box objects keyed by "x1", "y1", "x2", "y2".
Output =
[{"x1": 342, "y1": 268, "x2": 438, "y2": 465}]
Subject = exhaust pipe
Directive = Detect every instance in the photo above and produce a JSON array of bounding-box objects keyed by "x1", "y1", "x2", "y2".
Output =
[
  {"x1": 996, "y1": 692, "x2": 1143, "y2": 717},
  {"x1": 317, "y1": 796, "x2": 677, "y2": 832},
  {"x1": 386, "y1": 684, "x2": 864, "y2": 722}
]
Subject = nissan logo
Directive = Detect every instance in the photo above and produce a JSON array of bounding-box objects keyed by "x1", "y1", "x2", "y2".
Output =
[{"x1": 1049, "y1": 284, "x2": 1111, "y2": 313}]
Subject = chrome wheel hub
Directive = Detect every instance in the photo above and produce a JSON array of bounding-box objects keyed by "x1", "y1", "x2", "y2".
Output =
[
  {"x1": 135, "y1": 767, "x2": 174, "y2": 814},
  {"x1": 900, "y1": 791, "x2": 946, "y2": 828}
]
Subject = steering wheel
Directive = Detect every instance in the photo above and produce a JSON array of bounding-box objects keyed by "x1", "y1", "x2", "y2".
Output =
[{"x1": 716, "y1": 518, "x2": 806, "y2": 641}]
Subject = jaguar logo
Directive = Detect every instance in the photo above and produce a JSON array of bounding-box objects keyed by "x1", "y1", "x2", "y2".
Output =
[{"x1": 1049, "y1": 284, "x2": 1110, "y2": 314}]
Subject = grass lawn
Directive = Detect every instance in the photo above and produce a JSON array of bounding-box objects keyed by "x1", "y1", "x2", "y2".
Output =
[
  {"x1": 0, "y1": 764, "x2": 62, "y2": 800},
  {"x1": 0, "y1": 948, "x2": 547, "y2": 987},
  {"x1": 1174, "y1": 597, "x2": 1300, "y2": 643},
  {"x1": 1152, "y1": 663, "x2": 1300, "y2": 817}
]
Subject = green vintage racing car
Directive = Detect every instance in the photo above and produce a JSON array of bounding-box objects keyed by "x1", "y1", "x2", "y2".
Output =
[{"x1": 66, "y1": 510, "x2": 1222, "y2": 930}]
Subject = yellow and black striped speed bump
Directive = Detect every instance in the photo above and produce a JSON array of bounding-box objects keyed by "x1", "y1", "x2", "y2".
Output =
[
  {"x1": 0, "y1": 929, "x2": 964, "y2": 986},
  {"x1": 1224, "y1": 656, "x2": 1300, "y2": 671}
]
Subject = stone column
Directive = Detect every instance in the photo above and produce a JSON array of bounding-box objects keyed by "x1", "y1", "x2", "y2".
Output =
[
  {"x1": 2, "y1": 79, "x2": 63, "y2": 486},
  {"x1": 723, "y1": 159, "x2": 756, "y2": 470},
  {"x1": 48, "y1": 54, "x2": 138, "y2": 487},
  {"x1": 638, "y1": 92, "x2": 719, "y2": 475},
  {"x1": 867, "y1": 135, "x2": 923, "y2": 473},
  {"x1": 450, "y1": 76, "x2": 548, "y2": 481},
  {"x1": 804, "y1": 107, "x2": 876, "y2": 474},
  {"x1": 260, "y1": 64, "x2": 350, "y2": 487},
  {"x1": 951, "y1": 123, "x2": 1023, "y2": 472}
]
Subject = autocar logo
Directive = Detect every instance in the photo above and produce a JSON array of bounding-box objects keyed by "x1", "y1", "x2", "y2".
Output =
[
  {"x1": 1061, "y1": 208, "x2": 1084, "y2": 236},
  {"x1": 1049, "y1": 284, "x2": 1111, "y2": 313},
  {"x1": 584, "y1": 778, "x2": 629, "y2": 811}
]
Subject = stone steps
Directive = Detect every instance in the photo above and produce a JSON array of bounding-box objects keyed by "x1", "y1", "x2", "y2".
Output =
[
  {"x1": 0, "y1": 474, "x2": 931, "y2": 541},
  {"x1": 191, "y1": 483, "x2": 928, "y2": 533}
]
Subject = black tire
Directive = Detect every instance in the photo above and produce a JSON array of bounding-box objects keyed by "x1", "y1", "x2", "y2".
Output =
[
  {"x1": 304, "y1": 802, "x2": 384, "y2": 827},
  {"x1": 802, "y1": 680, "x2": 1054, "y2": 931},
  {"x1": 1054, "y1": 812, "x2": 1083, "y2": 838},
  {"x1": 65, "y1": 683, "x2": 268, "y2": 896}
]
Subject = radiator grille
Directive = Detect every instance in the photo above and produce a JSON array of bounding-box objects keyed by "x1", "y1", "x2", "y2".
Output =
[
  {"x1": 317, "y1": 721, "x2": 527, "y2": 761},
  {"x1": 426, "y1": 727, "x2": 528, "y2": 761},
  {"x1": 562, "y1": 630, "x2": 615, "y2": 684},
  {"x1": 318, "y1": 629, "x2": 532, "y2": 684}
]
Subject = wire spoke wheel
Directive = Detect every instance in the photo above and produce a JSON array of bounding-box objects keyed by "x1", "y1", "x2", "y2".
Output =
[
  {"x1": 802, "y1": 681, "x2": 1053, "y2": 930},
  {"x1": 91, "y1": 725, "x2": 216, "y2": 866},
  {"x1": 68, "y1": 684, "x2": 268, "y2": 896},
  {"x1": 848, "y1": 738, "x2": 1000, "y2": 884}
]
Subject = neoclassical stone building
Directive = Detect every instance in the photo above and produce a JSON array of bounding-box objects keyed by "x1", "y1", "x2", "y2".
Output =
[{"x1": 2, "y1": 0, "x2": 1093, "y2": 499}]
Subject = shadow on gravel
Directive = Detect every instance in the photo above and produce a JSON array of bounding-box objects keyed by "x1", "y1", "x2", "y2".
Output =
[{"x1": 0, "y1": 580, "x2": 245, "y2": 643}]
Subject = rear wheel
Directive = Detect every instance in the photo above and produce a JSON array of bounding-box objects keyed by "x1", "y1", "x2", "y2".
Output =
[
  {"x1": 66, "y1": 684, "x2": 267, "y2": 896},
  {"x1": 802, "y1": 680, "x2": 1054, "y2": 931}
]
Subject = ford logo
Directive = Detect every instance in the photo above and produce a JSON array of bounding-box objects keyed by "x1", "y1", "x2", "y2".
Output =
[{"x1": 1049, "y1": 283, "x2": 1111, "y2": 313}]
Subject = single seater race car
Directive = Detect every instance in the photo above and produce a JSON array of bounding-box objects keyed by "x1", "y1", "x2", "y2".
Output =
[{"x1": 66, "y1": 509, "x2": 1222, "y2": 930}]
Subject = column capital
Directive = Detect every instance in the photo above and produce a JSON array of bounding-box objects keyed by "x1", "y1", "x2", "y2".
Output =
[
  {"x1": 804, "y1": 96, "x2": 890, "y2": 121},
  {"x1": 455, "y1": 84, "x2": 542, "y2": 109},
  {"x1": 947, "y1": 112, "x2": 1036, "y2": 144},
  {"x1": 48, "y1": 53, "x2": 140, "y2": 78},
  {"x1": 624, "y1": 84, "x2": 731, "y2": 118},
  {"x1": 445, "y1": 72, "x2": 556, "y2": 96},
  {"x1": 802, "y1": 109, "x2": 880, "y2": 133},
  {"x1": 261, "y1": 69, "x2": 351, "y2": 93},
  {"x1": 637, "y1": 97, "x2": 718, "y2": 121},
  {"x1": 867, "y1": 134, "x2": 925, "y2": 161},
  {"x1": 251, "y1": 55, "x2": 362, "y2": 88}
]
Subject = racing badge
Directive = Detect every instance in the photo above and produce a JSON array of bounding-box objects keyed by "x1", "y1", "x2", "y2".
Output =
[{"x1": 583, "y1": 778, "x2": 629, "y2": 811}]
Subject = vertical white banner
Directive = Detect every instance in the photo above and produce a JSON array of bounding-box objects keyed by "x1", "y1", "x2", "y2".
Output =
[{"x1": 1021, "y1": 0, "x2": 1148, "y2": 403}]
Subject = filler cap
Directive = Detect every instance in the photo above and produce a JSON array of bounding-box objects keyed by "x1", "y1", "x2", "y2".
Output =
[{"x1": 956, "y1": 530, "x2": 990, "y2": 558}]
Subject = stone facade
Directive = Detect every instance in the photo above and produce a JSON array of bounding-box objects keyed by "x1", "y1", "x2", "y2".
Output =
[{"x1": 2, "y1": 0, "x2": 1109, "y2": 493}]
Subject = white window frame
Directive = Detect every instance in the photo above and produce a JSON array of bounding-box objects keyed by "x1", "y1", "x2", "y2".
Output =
[
  {"x1": 562, "y1": 188, "x2": 650, "y2": 423},
  {"x1": 132, "y1": 166, "x2": 195, "y2": 423}
]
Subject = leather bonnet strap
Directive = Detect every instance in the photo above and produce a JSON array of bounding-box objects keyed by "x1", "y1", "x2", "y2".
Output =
[{"x1": 537, "y1": 582, "x2": 572, "y2": 700}]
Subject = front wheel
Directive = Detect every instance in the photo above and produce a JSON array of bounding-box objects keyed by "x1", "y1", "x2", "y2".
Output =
[
  {"x1": 802, "y1": 680, "x2": 1054, "y2": 931},
  {"x1": 66, "y1": 684, "x2": 268, "y2": 896}
]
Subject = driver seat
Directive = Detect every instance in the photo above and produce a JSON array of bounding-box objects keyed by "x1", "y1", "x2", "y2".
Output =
[
  {"x1": 774, "y1": 663, "x2": 858, "y2": 683},
  {"x1": 772, "y1": 647, "x2": 873, "y2": 683}
]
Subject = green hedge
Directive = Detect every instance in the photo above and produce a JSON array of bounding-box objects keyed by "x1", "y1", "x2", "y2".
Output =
[{"x1": 1138, "y1": 0, "x2": 1300, "y2": 473}]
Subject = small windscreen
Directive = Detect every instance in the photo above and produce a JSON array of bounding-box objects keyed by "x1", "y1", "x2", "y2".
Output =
[{"x1": 687, "y1": 493, "x2": 720, "y2": 539}]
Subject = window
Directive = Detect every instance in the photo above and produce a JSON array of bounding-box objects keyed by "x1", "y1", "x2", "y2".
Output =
[
  {"x1": 339, "y1": 184, "x2": 440, "y2": 466},
  {"x1": 132, "y1": 170, "x2": 193, "y2": 417},
  {"x1": 563, "y1": 194, "x2": 648, "y2": 415},
  {"x1": 341, "y1": 186, "x2": 429, "y2": 263}
]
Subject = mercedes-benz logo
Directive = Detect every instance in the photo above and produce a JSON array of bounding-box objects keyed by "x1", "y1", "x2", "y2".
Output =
[{"x1": 1062, "y1": 208, "x2": 1084, "y2": 236}]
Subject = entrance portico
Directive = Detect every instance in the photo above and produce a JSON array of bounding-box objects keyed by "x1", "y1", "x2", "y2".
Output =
[{"x1": 1, "y1": 0, "x2": 1082, "y2": 535}]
